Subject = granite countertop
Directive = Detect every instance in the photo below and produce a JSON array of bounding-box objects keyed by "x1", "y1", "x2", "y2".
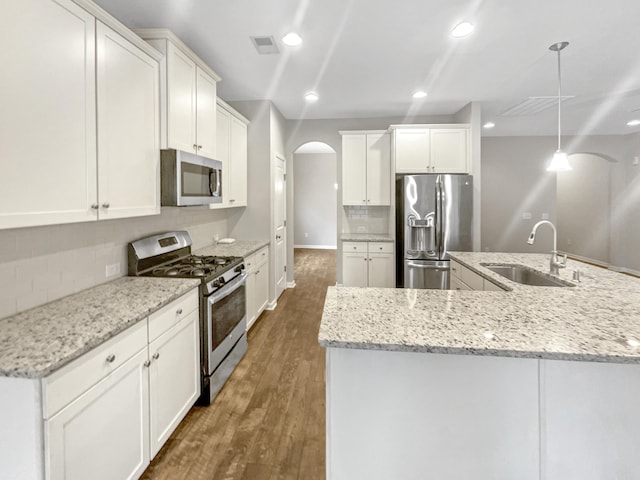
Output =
[
  {"x1": 341, "y1": 233, "x2": 394, "y2": 242},
  {"x1": 319, "y1": 252, "x2": 640, "y2": 364},
  {"x1": 195, "y1": 239, "x2": 269, "y2": 258},
  {"x1": 0, "y1": 277, "x2": 200, "y2": 379}
]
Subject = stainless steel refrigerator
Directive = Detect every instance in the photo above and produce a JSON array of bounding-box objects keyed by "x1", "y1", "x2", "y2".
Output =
[{"x1": 396, "y1": 174, "x2": 473, "y2": 289}]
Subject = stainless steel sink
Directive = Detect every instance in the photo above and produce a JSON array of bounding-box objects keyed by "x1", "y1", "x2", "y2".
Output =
[{"x1": 480, "y1": 263, "x2": 575, "y2": 287}]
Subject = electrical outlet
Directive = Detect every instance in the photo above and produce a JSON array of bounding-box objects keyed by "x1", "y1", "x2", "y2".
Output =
[
  {"x1": 356, "y1": 226, "x2": 367, "y2": 233},
  {"x1": 522, "y1": 212, "x2": 532, "y2": 220},
  {"x1": 541, "y1": 213, "x2": 549, "y2": 220},
  {"x1": 633, "y1": 156, "x2": 639, "y2": 166},
  {"x1": 105, "y1": 263, "x2": 120, "y2": 278},
  {"x1": 304, "y1": 232, "x2": 309, "y2": 238}
]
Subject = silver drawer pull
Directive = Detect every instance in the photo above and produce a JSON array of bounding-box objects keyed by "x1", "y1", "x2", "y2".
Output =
[
  {"x1": 152, "y1": 353, "x2": 160, "y2": 360},
  {"x1": 106, "y1": 354, "x2": 116, "y2": 363},
  {"x1": 176, "y1": 308, "x2": 183, "y2": 315},
  {"x1": 102, "y1": 202, "x2": 110, "y2": 209},
  {"x1": 90, "y1": 203, "x2": 99, "y2": 210},
  {"x1": 143, "y1": 360, "x2": 151, "y2": 368}
]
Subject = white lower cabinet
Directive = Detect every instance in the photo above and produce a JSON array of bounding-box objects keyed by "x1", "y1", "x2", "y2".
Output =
[
  {"x1": 0, "y1": 288, "x2": 200, "y2": 480},
  {"x1": 46, "y1": 348, "x2": 150, "y2": 480},
  {"x1": 148, "y1": 310, "x2": 200, "y2": 457},
  {"x1": 246, "y1": 246, "x2": 269, "y2": 330},
  {"x1": 450, "y1": 259, "x2": 504, "y2": 291},
  {"x1": 342, "y1": 242, "x2": 394, "y2": 287}
]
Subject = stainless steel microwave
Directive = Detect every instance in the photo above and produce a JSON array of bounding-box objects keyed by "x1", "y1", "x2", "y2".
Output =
[{"x1": 160, "y1": 149, "x2": 222, "y2": 206}]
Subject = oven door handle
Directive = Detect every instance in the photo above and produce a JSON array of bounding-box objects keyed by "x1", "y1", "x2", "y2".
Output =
[{"x1": 208, "y1": 272, "x2": 247, "y2": 304}]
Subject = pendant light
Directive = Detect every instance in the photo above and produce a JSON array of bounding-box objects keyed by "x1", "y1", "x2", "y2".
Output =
[{"x1": 546, "y1": 41, "x2": 572, "y2": 172}]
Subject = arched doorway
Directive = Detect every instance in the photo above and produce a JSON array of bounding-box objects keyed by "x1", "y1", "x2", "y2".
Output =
[{"x1": 293, "y1": 141, "x2": 338, "y2": 249}]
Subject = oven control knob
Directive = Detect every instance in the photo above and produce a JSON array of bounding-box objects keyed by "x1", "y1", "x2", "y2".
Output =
[
  {"x1": 235, "y1": 264, "x2": 245, "y2": 273},
  {"x1": 217, "y1": 277, "x2": 226, "y2": 287}
]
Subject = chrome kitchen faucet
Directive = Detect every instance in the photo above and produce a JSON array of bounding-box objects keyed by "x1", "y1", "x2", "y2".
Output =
[{"x1": 527, "y1": 220, "x2": 567, "y2": 275}]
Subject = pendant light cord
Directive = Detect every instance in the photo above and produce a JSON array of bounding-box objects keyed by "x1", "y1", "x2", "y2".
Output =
[{"x1": 557, "y1": 48, "x2": 562, "y2": 151}]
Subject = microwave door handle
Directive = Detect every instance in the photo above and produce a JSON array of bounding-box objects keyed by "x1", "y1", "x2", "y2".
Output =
[{"x1": 209, "y1": 171, "x2": 221, "y2": 197}]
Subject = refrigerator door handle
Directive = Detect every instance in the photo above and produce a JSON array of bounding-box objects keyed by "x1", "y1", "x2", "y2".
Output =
[{"x1": 435, "y1": 177, "x2": 443, "y2": 258}]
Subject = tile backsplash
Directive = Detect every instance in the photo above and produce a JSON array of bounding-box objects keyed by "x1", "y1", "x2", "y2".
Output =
[
  {"x1": 0, "y1": 207, "x2": 227, "y2": 319},
  {"x1": 342, "y1": 206, "x2": 391, "y2": 234}
]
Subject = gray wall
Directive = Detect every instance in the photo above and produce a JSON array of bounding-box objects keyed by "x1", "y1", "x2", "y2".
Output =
[
  {"x1": 0, "y1": 208, "x2": 228, "y2": 319},
  {"x1": 293, "y1": 152, "x2": 337, "y2": 248},
  {"x1": 481, "y1": 133, "x2": 639, "y2": 273}
]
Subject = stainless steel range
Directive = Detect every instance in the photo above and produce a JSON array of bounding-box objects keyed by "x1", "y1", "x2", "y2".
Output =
[{"x1": 128, "y1": 231, "x2": 247, "y2": 405}]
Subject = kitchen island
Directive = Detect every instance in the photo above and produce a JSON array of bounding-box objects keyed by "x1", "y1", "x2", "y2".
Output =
[{"x1": 319, "y1": 252, "x2": 640, "y2": 480}]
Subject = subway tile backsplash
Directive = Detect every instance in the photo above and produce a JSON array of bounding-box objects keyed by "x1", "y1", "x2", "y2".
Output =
[
  {"x1": 0, "y1": 207, "x2": 227, "y2": 319},
  {"x1": 343, "y1": 206, "x2": 391, "y2": 234}
]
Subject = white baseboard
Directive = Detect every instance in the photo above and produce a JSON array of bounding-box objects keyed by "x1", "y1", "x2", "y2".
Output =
[
  {"x1": 294, "y1": 244, "x2": 337, "y2": 250},
  {"x1": 287, "y1": 280, "x2": 296, "y2": 289},
  {"x1": 266, "y1": 300, "x2": 277, "y2": 311}
]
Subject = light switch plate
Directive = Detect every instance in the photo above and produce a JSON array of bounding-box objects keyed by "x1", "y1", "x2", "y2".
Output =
[{"x1": 522, "y1": 212, "x2": 532, "y2": 220}]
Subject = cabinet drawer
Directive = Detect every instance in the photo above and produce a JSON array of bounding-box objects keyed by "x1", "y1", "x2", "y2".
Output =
[
  {"x1": 244, "y1": 252, "x2": 257, "y2": 272},
  {"x1": 450, "y1": 275, "x2": 472, "y2": 291},
  {"x1": 149, "y1": 289, "x2": 199, "y2": 342},
  {"x1": 368, "y1": 242, "x2": 393, "y2": 254},
  {"x1": 450, "y1": 260, "x2": 463, "y2": 279},
  {"x1": 43, "y1": 320, "x2": 147, "y2": 419},
  {"x1": 343, "y1": 242, "x2": 367, "y2": 253},
  {"x1": 255, "y1": 246, "x2": 269, "y2": 265}
]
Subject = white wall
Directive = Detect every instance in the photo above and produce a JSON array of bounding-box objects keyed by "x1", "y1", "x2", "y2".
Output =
[
  {"x1": 293, "y1": 152, "x2": 337, "y2": 248},
  {"x1": 0, "y1": 208, "x2": 227, "y2": 319}
]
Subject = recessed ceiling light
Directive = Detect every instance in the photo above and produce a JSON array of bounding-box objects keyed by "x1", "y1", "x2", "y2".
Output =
[
  {"x1": 451, "y1": 21, "x2": 475, "y2": 38},
  {"x1": 412, "y1": 91, "x2": 427, "y2": 99},
  {"x1": 627, "y1": 119, "x2": 640, "y2": 127},
  {"x1": 305, "y1": 91, "x2": 319, "y2": 102},
  {"x1": 483, "y1": 122, "x2": 496, "y2": 129},
  {"x1": 282, "y1": 32, "x2": 302, "y2": 47}
]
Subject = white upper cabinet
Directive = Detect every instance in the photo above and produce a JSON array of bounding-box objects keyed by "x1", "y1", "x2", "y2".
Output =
[
  {"x1": 0, "y1": 0, "x2": 162, "y2": 231},
  {"x1": 341, "y1": 131, "x2": 391, "y2": 206},
  {"x1": 392, "y1": 125, "x2": 470, "y2": 174},
  {"x1": 0, "y1": 0, "x2": 97, "y2": 229},
  {"x1": 96, "y1": 21, "x2": 160, "y2": 220},
  {"x1": 137, "y1": 29, "x2": 221, "y2": 161},
  {"x1": 212, "y1": 99, "x2": 249, "y2": 208}
]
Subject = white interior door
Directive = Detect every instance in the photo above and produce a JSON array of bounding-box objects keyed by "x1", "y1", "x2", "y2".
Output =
[{"x1": 274, "y1": 156, "x2": 287, "y2": 299}]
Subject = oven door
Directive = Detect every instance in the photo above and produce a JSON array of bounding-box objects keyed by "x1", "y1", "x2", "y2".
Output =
[{"x1": 206, "y1": 272, "x2": 247, "y2": 373}]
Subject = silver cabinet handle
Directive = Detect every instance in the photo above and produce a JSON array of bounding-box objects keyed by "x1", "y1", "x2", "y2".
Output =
[
  {"x1": 230, "y1": 199, "x2": 235, "y2": 202},
  {"x1": 193, "y1": 144, "x2": 198, "y2": 150},
  {"x1": 106, "y1": 354, "x2": 116, "y2": 363},
  {"x1": 176, "y1": 308, "x2": 183, "y2": 315},
  {"x1": 256, "y1": 270, "x2": 260, "y2": 274},
  {"x1": 152, "y1": 352, "x2": 160, "y2": 360},
  {"x1": 102, "y1": 202, "x2": 110, "y2": 209},
  {"x1": 276, "y1": 235, "x2": 281, "y2": 240},
  {"x1": 91, "y1": 203, "x2": 99, "y2": 210},
  {"x1": 198, "y1": 145, "x2": 203, "y2": 150},
  {"x1": 143, "y1": 360, "x2": 151, "y2": 368}
]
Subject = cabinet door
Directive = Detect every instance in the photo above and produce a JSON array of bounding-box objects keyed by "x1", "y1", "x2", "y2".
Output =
[
  {"x1": 343, "y1": 252, "x2": 368, "y2": 287},
  {"x1": 96, "y1": 21, "x2": 160, "y2": 220},
  {"x1": 368, "y1": 253, "x2": 394, "y2": 288},
  {"x1": 450, "y1": 275, "x2": 471, "y2": 291},
  {"x1": 195, "y1": 67, "x2": 217, "y2": 160},
  {"x1": 149, "y1": 311, "x2": 200, "y2": 457},
  {"x1": 0, "y1": 0, "x2": 97, "y2": 229},
  {"x1": 394, "y1": 129, "x2": 430, "y2": 173},
  {"x1": 167, "y1": 43, "x2": 196, "y2": 153},
  {"x1": 254, "y1": 259, "x2": 269, "y2": 318},
  {"x1": 212, "y1": 106, "x2": 231, "y2": 209},
  {"x1": 245, "y1": 267, "x2": 257, "y2": 330},
  {"x1": 342, "y1": 134, "x2": 367, "y2": 205},
  {"x1": 430, "y1": 129, "x2": 468, "y2": 173},
  {"x1": 46, "y1": 349, "x2": 150, "y2": 480},
  {"x1": 541, "y1": 360, "x2": 640, "y2": 480},
  {"x1": 366, "y1": 133, "x2": 391, "y2": 206},
  {"x1": 229, "y1": 116, "x2": 248, "y2": 206}
]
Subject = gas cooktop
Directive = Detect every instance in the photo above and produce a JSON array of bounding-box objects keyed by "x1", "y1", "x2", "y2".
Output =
[{"x1": 148, "y1": 255, "x2": 243, "y2": 279}]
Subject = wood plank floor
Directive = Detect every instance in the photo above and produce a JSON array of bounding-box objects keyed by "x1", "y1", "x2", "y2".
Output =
[{"x1": 141, "y1": 248, "x2": 334, "y2": 480}]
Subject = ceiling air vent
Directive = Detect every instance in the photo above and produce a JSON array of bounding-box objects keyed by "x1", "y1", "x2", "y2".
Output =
[
  {"x1": 251, "y1": 36, "x2": 280, "y2": 55},
  {"x1": 501, "y1": 96, "x2": 574, "y2": 116}
]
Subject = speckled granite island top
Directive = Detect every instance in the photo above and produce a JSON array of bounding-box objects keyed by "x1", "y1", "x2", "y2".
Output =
[
  {"x1": 319, "y1": 252, "x2": 640, "y2": 364},
  {"x1": 0, "y1": 277, "x2": 200, "y2": 378},
  {"x1": 195, "y1": 239, "x2": 269, "y2": 258}
]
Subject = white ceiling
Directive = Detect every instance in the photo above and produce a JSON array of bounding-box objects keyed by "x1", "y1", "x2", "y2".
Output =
[{"x1": 95, "y1": 0, "x2": 640, "y2": 136}]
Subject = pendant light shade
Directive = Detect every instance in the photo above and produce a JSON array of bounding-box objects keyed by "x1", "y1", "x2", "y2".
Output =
[{"x1": 546, "y1": 41, "x2": 572, "y2": 172}]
